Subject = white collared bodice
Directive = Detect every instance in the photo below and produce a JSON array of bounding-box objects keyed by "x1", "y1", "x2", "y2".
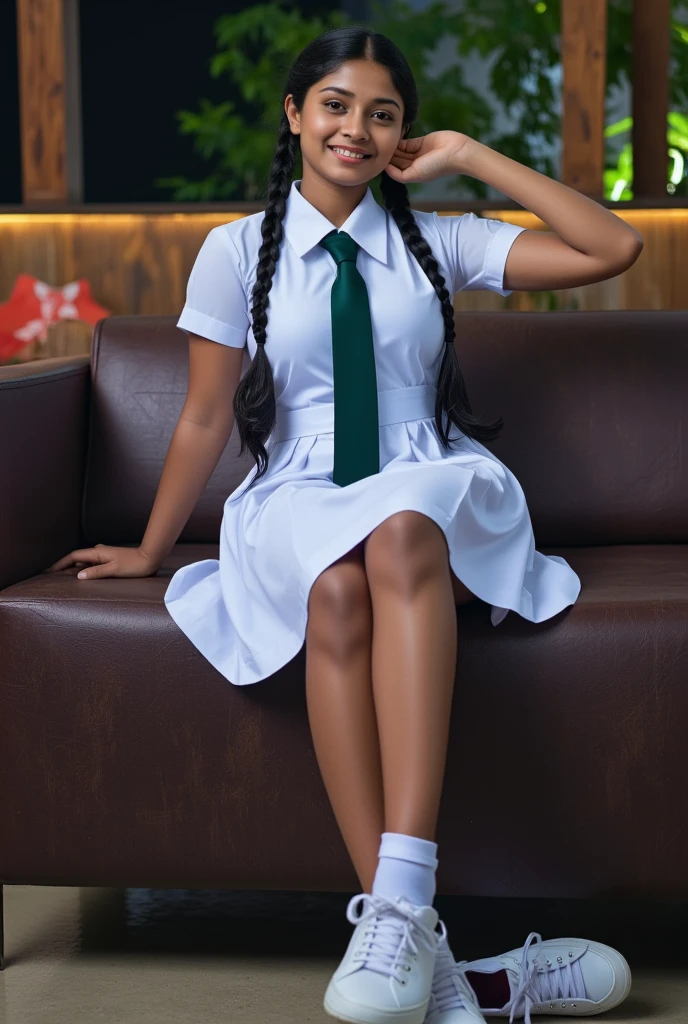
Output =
[{"x1": 176, "y1": 178, "x2": 526, "y2": 416}]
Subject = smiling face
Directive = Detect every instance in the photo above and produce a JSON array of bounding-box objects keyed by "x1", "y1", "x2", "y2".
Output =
[{"x1": 285, "y1": 59, "x2": 409, "y2": 186}]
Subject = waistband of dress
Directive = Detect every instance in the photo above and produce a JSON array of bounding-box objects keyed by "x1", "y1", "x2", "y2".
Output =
[{"x1": 269, "y1": 384, "x2": 439, "y2": 444}]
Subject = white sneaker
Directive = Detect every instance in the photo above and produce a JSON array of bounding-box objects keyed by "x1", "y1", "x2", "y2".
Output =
[
  {"x1": 457, "y1": 931, "x2": 632, "y2": 1021},
  {"x1": 324, "y1": 892, "x2": 446, "y2": 1024},
  {"x1": 424, "y1": 933, "x2": 489, "y2": 1024}
]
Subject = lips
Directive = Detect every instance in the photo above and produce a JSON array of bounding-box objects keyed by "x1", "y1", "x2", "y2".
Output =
[{"x1": 328, "y1": 146, "x2": 372, "y2": 158}]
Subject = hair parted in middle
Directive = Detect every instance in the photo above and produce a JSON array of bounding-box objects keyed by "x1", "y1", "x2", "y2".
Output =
[{"x1": 233, "y1": 25, "x2": 505, "y2": 492}]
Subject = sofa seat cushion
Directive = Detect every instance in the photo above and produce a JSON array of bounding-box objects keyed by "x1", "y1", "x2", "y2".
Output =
[
  {"x1": 0, "y1": 543, "x2": 686, "y2": 896},
  {"x1": 2, "y1": 541, "x2": 684, "y2": 620}
]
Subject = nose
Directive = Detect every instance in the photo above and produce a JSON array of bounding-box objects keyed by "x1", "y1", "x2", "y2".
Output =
[{"x1": 342, "y1": 112, "x2": 369, "y2": 142}]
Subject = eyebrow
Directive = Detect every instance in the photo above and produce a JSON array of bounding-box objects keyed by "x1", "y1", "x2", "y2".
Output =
[{"x1": 318, "y1": 86, "x2": 401, "y2": 111}]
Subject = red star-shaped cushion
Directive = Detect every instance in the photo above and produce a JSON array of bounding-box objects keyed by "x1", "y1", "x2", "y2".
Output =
[{"x1": 0, "y1": 274, "x2": 110, "y2": 361}]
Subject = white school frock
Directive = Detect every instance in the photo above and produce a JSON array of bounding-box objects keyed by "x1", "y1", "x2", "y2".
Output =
[{"x1": 164, "y1": 178, "x2": 581, "y2": 686}]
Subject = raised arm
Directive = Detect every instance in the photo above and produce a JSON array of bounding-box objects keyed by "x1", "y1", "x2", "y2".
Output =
[{"x1": 460, "y1": 139, "x2": 644, "y2": 292}]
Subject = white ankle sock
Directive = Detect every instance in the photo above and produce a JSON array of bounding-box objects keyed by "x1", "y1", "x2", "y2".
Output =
[{"x1": 371, "y1": 831, "x2": 439, "y2": 907}]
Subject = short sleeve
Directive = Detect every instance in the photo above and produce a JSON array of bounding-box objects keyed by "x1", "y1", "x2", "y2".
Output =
[
  {"x1": 431, "y1": 211, "x2": 527, "y2": 297},
  {"x1": 176, "y1": 225, "x2": 250, "y2": 348}
]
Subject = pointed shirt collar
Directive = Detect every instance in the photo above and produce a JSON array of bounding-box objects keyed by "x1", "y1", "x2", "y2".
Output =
[{"x1": 282, "y1": 178, "x2": 389, "y2": 265}]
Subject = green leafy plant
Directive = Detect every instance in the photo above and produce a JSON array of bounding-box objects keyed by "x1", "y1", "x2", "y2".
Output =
[
  {"x1": 604, "y1": 111, "x2": 688, "y2": 200},
  {"x1": 155, "y1": 0, "x2": 497, "y2": 202},
  {"x1": 156, "y1": 0, "x2": 688, "y2": 203},
  {"x1": 449, "y1": 0, "x2": 688, "y2": 200}
]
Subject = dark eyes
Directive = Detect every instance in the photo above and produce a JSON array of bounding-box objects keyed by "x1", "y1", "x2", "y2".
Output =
[{"x1": 324, "y1": 100, "x2": 393, "y2": 121}]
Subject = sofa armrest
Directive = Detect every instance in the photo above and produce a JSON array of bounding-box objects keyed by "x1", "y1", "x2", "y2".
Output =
[{"x1": 0, "y1": 356, "x2": 91, "y2": 591}]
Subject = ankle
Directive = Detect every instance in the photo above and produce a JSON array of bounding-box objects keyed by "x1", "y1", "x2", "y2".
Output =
[{"x1": 372, "y1": 831, "x2": 439, "y2": 907}]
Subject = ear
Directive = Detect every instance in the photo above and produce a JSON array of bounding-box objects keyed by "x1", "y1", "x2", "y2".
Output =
[{"x1": 285, "y1": 94, "x2": 300, "y2": 134}]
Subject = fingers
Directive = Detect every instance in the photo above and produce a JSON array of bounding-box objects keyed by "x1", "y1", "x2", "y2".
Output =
[
  {"x1": 384, "y1": 163, "x2": 415, "y2": 183},
  {"x1": 77, "y1": 562, "x2": 113, "y2": 580},
  {"x1": 44, "y1": 547, "x2": 102, "y2": 573},
  {"x1": 392, "y1": 145, "x2": 416, "y2": 163},
  {"x1": 396, "y1": 137, "x2": 423, "y2": 154},
  {"x1": 387, "y1": 156, "x2": 414, "y2": 180}
]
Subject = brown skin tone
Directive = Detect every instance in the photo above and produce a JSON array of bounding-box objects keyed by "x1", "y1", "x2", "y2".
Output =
[
  {"x1": 284, "y1": 58, "x2": 410, "y2": 227},
  {"x1": 48, "y1": 59, "x2": 478, "y2": 900},
  {"x1": 290, "y1": 58, "x2": 478, "y2": 894},
  {"x1": 306, "y1": 520, "x2": 477, "y2": 895}
]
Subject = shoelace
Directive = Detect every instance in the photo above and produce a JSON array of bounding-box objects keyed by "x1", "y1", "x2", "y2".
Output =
[
  {"x1": 346, "y1": 893, "x2": 447, "y2": 985},
  {"x1": 471, "y1": 931, "x2": 588, "y2": 1024},
  {"x1": 429, "y1": 947, "x2": 482, "y2": 1013}
]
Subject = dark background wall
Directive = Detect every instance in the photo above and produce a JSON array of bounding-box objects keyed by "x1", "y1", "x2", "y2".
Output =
[
  {"x1": 0, "y1": 0, "x2": 344, "y2": 204},
  {"x1": 0, "y1": 0, "x2": 21, "y2": 204}
]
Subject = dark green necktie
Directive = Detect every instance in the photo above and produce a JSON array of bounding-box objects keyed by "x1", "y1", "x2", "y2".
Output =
[{"x1": 318, "y1": 229, "x2": 379, "y2": 487}]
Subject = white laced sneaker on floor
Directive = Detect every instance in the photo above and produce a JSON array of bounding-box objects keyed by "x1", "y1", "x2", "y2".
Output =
[
  {"x1": 424, "y1": 933, "x2": 489, "y2": 1024},
  {"x1": 323, "y1": 892, "x2": 447, "y2": 1024},
  {"x1": 456, "y1": 931, "x2": 632, "y2": 1021}
]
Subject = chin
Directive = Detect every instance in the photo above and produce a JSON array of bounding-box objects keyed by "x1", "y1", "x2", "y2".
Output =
[{"x1": 322, "y1": 168, "x2": 376, "y2": 187}]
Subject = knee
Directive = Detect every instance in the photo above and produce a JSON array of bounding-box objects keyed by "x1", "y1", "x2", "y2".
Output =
[
  {"x1": 364, "y1": 511, "x2": 446, "y2": 592},
  {"x1": 307, "y1": 556, "x2": 372, "y2": 655}
]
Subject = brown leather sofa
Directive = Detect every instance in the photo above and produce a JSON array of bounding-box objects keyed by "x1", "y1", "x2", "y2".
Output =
[{"x1": 1, "y1": 309, "x2": 687, "y2": 970}]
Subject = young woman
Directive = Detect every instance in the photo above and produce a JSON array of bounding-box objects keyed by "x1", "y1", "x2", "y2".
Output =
[{"x1": 47, "y1": 25, "x2": 639, "y2": 1024}]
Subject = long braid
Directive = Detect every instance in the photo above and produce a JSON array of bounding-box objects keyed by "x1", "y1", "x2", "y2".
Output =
[
  {"x1": 230, "y1": 26, "x2": 505, "y2": 497},
  {"x1": 232, "y1": 115, "x2": 298, "y2": 483},
  {"x1": 379, "y1": 170, "x2": 504, "y2": 447},
  {"x1": 234, "y1": 121, "x2": 503, "y2": 497}
]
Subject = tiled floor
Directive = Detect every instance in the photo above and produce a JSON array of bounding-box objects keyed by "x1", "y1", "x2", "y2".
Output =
[{"x1": 1, "y1": 886, "x2": 686, "y2": 1023}]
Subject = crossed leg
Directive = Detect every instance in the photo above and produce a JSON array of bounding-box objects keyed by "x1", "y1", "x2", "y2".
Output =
[{"x1": 305, "y1": 511, "x2": 478, "y2": 894}]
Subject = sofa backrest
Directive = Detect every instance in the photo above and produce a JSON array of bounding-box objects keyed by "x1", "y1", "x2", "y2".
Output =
[{"x1": 82, "y1": 311, "x2": 688, "y2": 548}]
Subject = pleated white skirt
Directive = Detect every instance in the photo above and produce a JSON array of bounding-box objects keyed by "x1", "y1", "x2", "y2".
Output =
[{"x1": 164, "y1": 385, "x2": 581, "y2": 685}]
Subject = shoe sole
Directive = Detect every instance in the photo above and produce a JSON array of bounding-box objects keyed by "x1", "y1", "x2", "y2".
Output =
[
  {"x1": 489, "y1": 937, "x2": 633, "y2": 1017},
  {"x1": 324, "y1": 981, "x2": 430, "y2": 1024}
]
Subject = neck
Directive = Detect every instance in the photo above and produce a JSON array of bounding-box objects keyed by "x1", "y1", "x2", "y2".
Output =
[{"x1": 297, "y1": 169, "x2": 369, "y2": 229}]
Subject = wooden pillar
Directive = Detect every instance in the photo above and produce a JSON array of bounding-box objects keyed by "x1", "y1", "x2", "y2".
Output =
[
  {"x1": 632, "y1": 0, "x2": 671, "y2": 199},
  {"x1": 560, "y1": 0, "x2": 608, "y2": 197},
  {"x1": 16, "y1": 0, "x2": 83, "y2": 204}
]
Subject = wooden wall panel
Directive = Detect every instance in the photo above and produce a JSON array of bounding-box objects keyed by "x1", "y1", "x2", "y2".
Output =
[
  {"x1": 16, "y1": 0, "x2": 83, "y2": 203},
  {"x1": 561, "y1": 0, "x2": 607, "y2": 196},
  {"x1": 632, "y1": 0, "x2": 671, "y2": 199},
  {"x1": 0, "y1": 210, "x2": 684, "y2": 363}
]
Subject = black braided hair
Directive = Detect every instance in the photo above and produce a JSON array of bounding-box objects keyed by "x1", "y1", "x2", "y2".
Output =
[{"x1": 233, "y1": 26, "x2": 504, "y2": 490}]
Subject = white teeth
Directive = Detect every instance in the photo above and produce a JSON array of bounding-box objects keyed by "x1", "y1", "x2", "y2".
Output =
[{"x1": 332, "y1": 147, "x2": 365, "y2": 159}]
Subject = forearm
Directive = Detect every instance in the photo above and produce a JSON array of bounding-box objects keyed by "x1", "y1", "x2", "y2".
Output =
[
  {"x1": 459, "y1": 139, "x2": 643, "y2": 262},
  {"x1": 139, "y1": 416, "x2": 233, "y2": 567}
]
